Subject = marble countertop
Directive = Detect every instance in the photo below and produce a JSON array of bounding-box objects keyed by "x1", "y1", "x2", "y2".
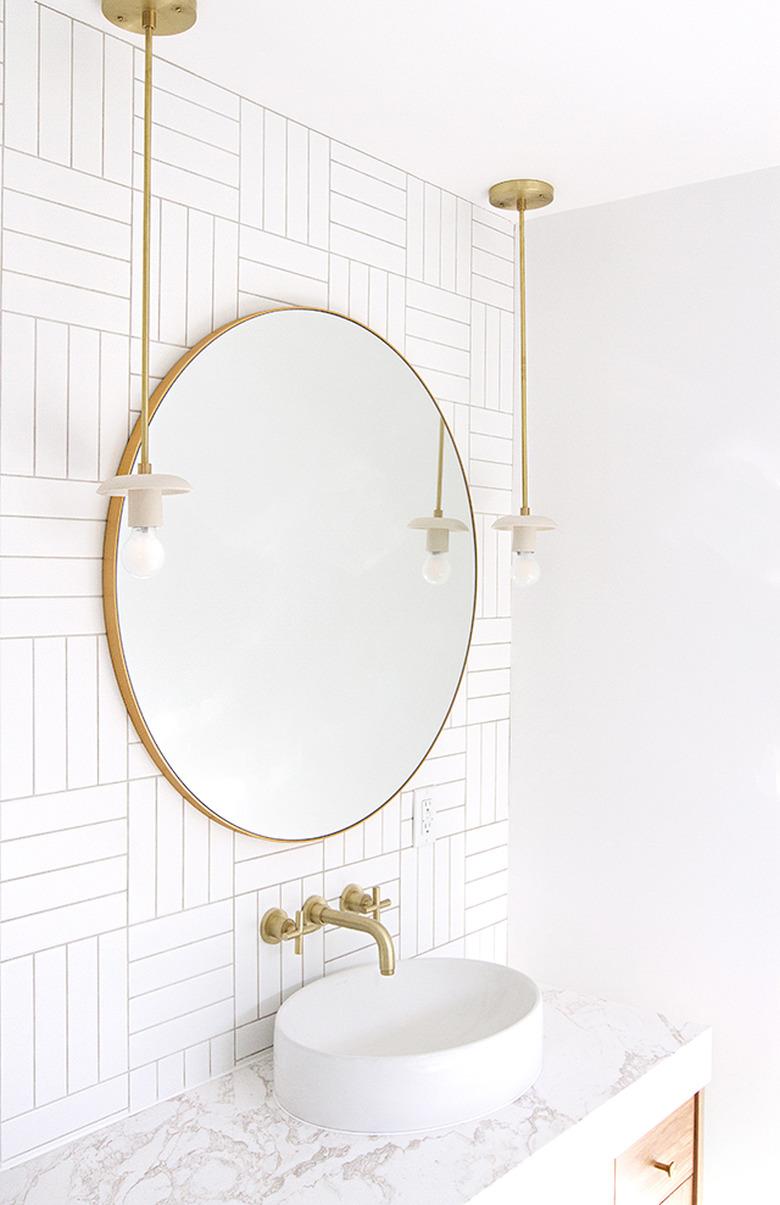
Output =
[{"x1": 0, "y1": 986, "x2": 707, "y2": 1205}]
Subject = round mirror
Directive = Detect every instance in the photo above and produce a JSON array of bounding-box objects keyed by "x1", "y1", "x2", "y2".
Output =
[{"x1": 104, "y1": 309, "x2": 476, "y2": 840}]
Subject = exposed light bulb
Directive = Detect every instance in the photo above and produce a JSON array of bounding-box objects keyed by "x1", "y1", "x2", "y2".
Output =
[
  {"x1": 121, "y1": 527, "x2": 165, "y2": 579},
  {"x1": 422, "y1": 550, "x2": 451, "y2": 586},
  {"x1": 512, "y1": 550, "x2": 541, "y2": 589}
]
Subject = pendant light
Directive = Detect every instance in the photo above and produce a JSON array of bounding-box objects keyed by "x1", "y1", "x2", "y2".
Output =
[
  {"x1": 488, "y1": 179, "x2": 556, "y2": 589},
  {"x1": 97, "y1": 3, "x2": 196, "y2": 578},
  {"x1": 409, "y1": 417, "x2": 467, "y2": 585}
]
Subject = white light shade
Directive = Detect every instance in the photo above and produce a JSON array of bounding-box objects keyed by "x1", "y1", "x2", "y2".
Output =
[
  {"x1": 97, "y1": 472, "x2": 191, "y2": 497},
  {"x1": 513, "y1": 550, "x2": 541, "y2": 588},
  {"x1": 121, "y1": 527, "x2": 165, "y2": 578},
  {"x1": 422, "y1": 551, "x2": 452, "y2": 585}
]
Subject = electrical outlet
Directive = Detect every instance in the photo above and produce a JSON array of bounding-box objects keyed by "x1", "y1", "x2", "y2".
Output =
[{"x1": 414, "y1": 794, "x2": 435, "y2": 846}]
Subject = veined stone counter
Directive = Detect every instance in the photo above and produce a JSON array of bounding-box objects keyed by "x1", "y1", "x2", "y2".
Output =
[{"x1": 0, "y1": 985, "x2": 711, "y2": 1204}]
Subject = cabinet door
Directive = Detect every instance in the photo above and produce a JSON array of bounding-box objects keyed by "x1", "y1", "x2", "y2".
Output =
[{"x1": 615, "y1": 1098, "x2": 695, "y2": 1205}]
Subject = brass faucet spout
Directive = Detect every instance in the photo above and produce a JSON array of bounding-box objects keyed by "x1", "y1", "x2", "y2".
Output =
[{"x1": 309, "y1": 901, "x2": 396, "y2": 976}]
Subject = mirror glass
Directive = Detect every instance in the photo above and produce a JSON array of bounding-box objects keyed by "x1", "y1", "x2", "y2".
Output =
[{"x1": 110, "y1": 309, "x2": 475, "y2": 840}]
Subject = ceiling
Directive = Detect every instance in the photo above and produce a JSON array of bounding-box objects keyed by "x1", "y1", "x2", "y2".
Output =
[{"x1": 71, "y1": 0, "x2": 780, "y2": 212}]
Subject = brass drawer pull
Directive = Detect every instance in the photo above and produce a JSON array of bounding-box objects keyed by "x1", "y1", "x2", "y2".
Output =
[{"x1": 651, "y1": 1158, "x2": 676, "y2": 1177}]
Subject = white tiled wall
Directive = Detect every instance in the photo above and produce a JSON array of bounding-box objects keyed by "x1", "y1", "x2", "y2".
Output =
[{"x1": 0, "y1": 0, "x2": 515, "y2": 1169}]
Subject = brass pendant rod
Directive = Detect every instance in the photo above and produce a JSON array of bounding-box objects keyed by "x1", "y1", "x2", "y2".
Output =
[
  {"x1": 434, "y1": 417, "x2": 445, "y2": 517},
  {"x1": 518, "y1": 199, "x2": 530, "y2": 515},
  {"x1": 139, "y1": 8, "x2": 156, "y2": 474}
]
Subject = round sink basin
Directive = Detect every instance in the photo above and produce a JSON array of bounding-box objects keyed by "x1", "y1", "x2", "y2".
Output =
[{"x1": 273, "y1": 958, "x2": 543, "y2": 1133}]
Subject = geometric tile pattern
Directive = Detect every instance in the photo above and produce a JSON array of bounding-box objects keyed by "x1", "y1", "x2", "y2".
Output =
[{"x1": 0, "y1": 1, "x2": 515, "y2": 1168}]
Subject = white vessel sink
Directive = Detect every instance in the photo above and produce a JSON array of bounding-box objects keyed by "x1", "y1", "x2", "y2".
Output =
[{"x1": 273, "y1": 958, "x2": 543, "y2": 1133}]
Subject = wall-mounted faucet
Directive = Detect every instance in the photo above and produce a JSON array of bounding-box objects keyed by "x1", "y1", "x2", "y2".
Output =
[{"x1": 260, "y1": 883, "x2": 396, "y2": 976}]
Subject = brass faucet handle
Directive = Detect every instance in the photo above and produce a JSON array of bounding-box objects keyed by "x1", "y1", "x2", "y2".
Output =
[
  {"x1": 290, "y1": 908, "x2": 321, "y2": 956},
  {"x1": 260, "y1": 906, "x2": 317, "y2": 955},
  {"x1": 340, "y1": 883, "x2": 391, "y2": 922}
]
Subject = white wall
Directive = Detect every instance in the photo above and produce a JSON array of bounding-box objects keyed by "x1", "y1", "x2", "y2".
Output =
[
  {"x1": 0, "y1": 0, "x2": 516, "y2": 1168},
  {"x1": 510, "y1": 167, "x2": 780, "y2": 1201}
]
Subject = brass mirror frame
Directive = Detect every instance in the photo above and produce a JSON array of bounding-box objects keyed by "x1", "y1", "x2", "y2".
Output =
[{"x1": 102, "y1": 307, "x2": 478, "y2": 841}]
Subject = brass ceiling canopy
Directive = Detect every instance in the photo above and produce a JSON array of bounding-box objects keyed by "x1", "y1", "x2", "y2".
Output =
[
  {"x1": 101, "y1": 0, "x2": 197, "y2": 34},
  {"x1": 488, "y1": 179, "x2": 554, "y2": 211}
]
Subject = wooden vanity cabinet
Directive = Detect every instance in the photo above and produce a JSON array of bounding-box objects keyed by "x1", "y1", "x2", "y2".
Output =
[{"x1": 615, "y1": 1093, "x2": 703, "y2": 1205}]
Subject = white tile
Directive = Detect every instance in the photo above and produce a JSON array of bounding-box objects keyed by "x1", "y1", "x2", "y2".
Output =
[
  {"x1": 130, "y1": 965, "x2": 232, "y2": 1033},
  {"x1": 466, "y1": 844, "x2": 508, "y2": 881},
  {"x1": 129, "y1": 1064, "x2": 157, "y2": 1114},
  {"x1": 67, "y1": 937, "x2": 99, "y2": 1093},
  {"x1": 407, "y1": 279, "x2": 470, "y2": 324},
  {"x1": 0, "y1": 640, "x2": 33, "y2": 801},
  {"x1": 416, "y1": 843, "x2": 434, "y2": 954},
  {"x1": 465, "y1": 821, "x2": 509, "y2": 856},
  {"x1": 33, "y1": 319, "x2": 68, "y2": 478},
  {"x1": 286, "y1": 121, "x2": 309, "y2": 243},
  {"x1": 330, "y1": 224, "x2": 405, "y2": 275},
  {"x1": 72, "y1": 24, "x2": 103, "y2": 178},
  {"x1": 1, "y1": 856, "x2": 125, "y2": 920},
  {"x1": 235, "y1": 1016, "x2": 273, "y2": 1061},
  {"x1": 1, "y1": 1075, "x2": 128, "y2": 1161},
  {"x1": 184, "y1": 1042, "x2": 211, "y2": 1090},
  {"x1": 150, "y1": 59, "x2": 238, "y2": 121},
  {"x1": 1, "y1": 893, "x2": 126, "y2": 961},
  {"x1": 98, "y1": 333, "x2": 131, "y2": 482},
  {"x1": 433, "y1": 838, "x2": 450, "y2": 947},
  {"x1": 4, "y1": 273, "x2": 130, "y2": 335},
  {"x1": 235, "y1": 843, "x2": 322, "y2": 894},
  {"x1": 0, "y1": 957, "x2": 34, "y2": 1118},
  {"x1": 241, "y1": 225, "x2": 328, "y2": 279},
  {"x1": 208, "y1": 822, "x2": 233, "y2": 901},
  {"x1": 66, "y1": 637, "x2": 98, "y2": 789},
  {"x1": 4, "y1": 150, "x2": 130, "y2": 223},
  {"x1": 156, "y1": 779, "x2": 184, "y2": 917},
  {"x1": 136, "y1": 119, "x2": 238, "y2": 189},
  {"x1": 263, "y1": 111, "x2": 286, "y2": 236},
  {"x1": 38, "y1": 8, "x2": 72, "y2": 167},
  {"x1": 183, "y1": 806, "x2": 209, "y2": 910},
  {"x1": 238, "y1": 259, "x2": 328, "y2": 308},
  {"x1": 331, "y1": 143, "x2": 405, "y2": 190},
  {"x1": 149, "y1": 84, "x2": 239, "y2": 153},
  {"x1": 467, "y1": 694, "x2": 510, "y2": 724},
  {"x1": 98, "y1": 637, "x2": 128, "y2": 784},
  {"x1": 465, "y1": 869, "x2": 508, "y2": 909},
  {"x1": 471, "y1": 272, "x2": 514, "y2": 312},
  {"x1": 239, "y1": 99, "x2": 263, "y2": 228},
  {"x1": 307, "y1": 132, "x2": 329, "y2": 251},
  {"x1": 68, "y1": 327, "x2": 101, "y2": 481},
  {"x1": 331, "y1": 162, "x2": 405, "y2": 218},
  {"x1": 234, "y1": 892, "x2": 258, "y2": 1027},
  {"x1": 186, "y1": 209, "x2": 215, "y2": 347},
  {"x1": 455, "y1": 198, "x2": 472, "y2": 296},
  {"x1": 1, "y1": 782, "x2": 126, "y2": 841},
  {"x1": 129, "y1": 998, "x2": 233, "y2": 1068},
  {"x1": 129, "y1": 900, "x2": 232, "y2": 961},
  {"x1": 258, "y1": 885, "x2": 281, "y2": 1018},
  {"x1": 98, "y1": 930, "x2": 128, "y2": 1080},
  {"x1": 33, "y1": 637, "x2": 67, "y2": 794},
  {"x1": 156, "y1": 1053, "x2": 184, "y2": 1101},
  {"x1": 210, "y1": 1031, "x2": 234, "y2": 1076},
  {"x1": 464, "y1": 894, "x2": 508, "y2": 935},
  {"x1": 0, "y1": 313, "x2": 35, "y2": 474},
  {"x1": 423, "y1": 183, "x2": 441, "y2": 286},
  {"x1": 130, "y1": 932, "x2": 232, "y2": 998},
  {"x1": 331, "y1": 193, "x2": 405, "y2": 247},
  {"x1": 406, "y1": 176, "x2": 424, "y2": 281},
  {"x1": 449, "y1": 832, "x2": 466, "y2": 941},
  {"x1": 103, "y1": 37, "x2": 134, "y2": 186},
  {"x1": 4, "y1": 2, "x2": 39, "y2": 153},
  {"x1": 213, "y1": 219, "x2": 239, "y2": 327},
  {"x1": 34, "y1": 946, "x2": 68, "y2": 1105}
]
